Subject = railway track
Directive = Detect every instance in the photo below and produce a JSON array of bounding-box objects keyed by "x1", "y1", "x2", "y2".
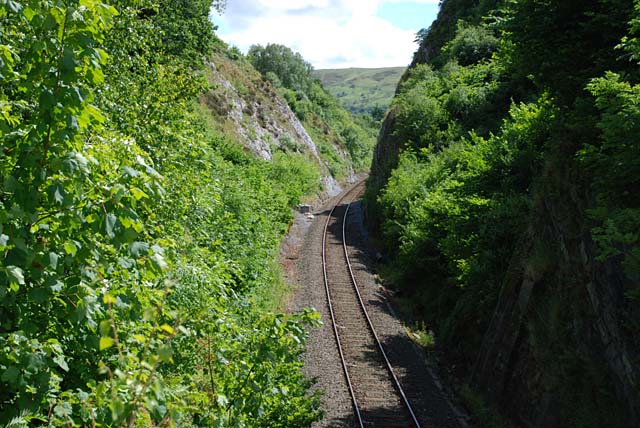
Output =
[{"x1": 322, "y1": 181, "x2": 422, "y2": 428}]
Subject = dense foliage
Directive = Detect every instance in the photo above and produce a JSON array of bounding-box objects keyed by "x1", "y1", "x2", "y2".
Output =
[
  {"x1": 247, "y1": 44, "x2": 377, "y2": 172},
  {"x1": 0, "y1": 1, "x2": 322, "y2": 426},
  {"x1": 412, "y1": 0, "x2": 499, "y2": 67},
  {"x1": 369, "y1": 0, "x2": 639, "y2": 425},
  {"x1": 248, "y1": 44, "x2": 313, "y2": 93}
]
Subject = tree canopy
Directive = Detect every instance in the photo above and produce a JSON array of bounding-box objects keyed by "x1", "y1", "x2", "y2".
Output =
[
  {"x1": 0, "y1": 1, "x2": 322, "y2": 426},
  {"x1": 248, "y1": 43, "x2": 314, "y2": 92}
]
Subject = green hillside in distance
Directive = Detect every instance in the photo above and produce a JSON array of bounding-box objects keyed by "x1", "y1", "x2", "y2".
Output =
[{"x1": 313, "y1": 67, "x2": 406, "y2": 116}]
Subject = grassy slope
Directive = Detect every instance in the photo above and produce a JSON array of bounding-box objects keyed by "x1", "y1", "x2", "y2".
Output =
[
  {"x1": 202, "y1": 40, "x2": 377, "y2": 181},
  {"x1": 313, "y1": 67, "x2": 406, "y2": 114}
]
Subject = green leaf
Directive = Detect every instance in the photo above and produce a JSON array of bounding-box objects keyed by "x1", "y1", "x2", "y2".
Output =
[
  {"x1": 159, "y1": 324, "x2": 174, "y2": 335},
  {"x1": 110, "y1": 399, "x2": 125, "y2": 421},
  {"x1": 105, "y1": 213, "x2": 117, "y2": 238},
  {"x1": 129, "y1": 241, "x2": 149, "y2": 257},
  {"x1": 39, "y1": 89, "x2": 55, "y2": 111},
  {"x1": 53, "y1": 402, "x2": 72, "y2": 418},
  {"x1": 216, "y1": 394, "x2": 229, "y2": 407},
  {"x1": 158, "y1": 345, "x2": 173, "y2": 362},
  {"x1": 99, "y1": 337, "x2": 114, "y2": 350},
  {"x1": 130, "y1": 187, "x2": 148, "y2": 200},
  {"x1": 26, "y1": 353, "x2": 45, "y2": 372},
  {"x1": 49, "y1": 6, "x2": 66, "y2": 27},
  {"x1": 63, "y1": 241, "x2": 77, "y2": 255},
  {"x1": 52, "y1": 184, "x2": 65, "y2": 204},
  {"x1": 53, "y1": 355, "x2": 69, "y2": 372},
  {"x1": 2, "y1": 175, "x2": 16, "y2": 192},
  {"x1": 7, "y1": 265, "x2": 25, "y2": 285},
  {"x1": 67, "y1": 115, "x2": 79, "y2": 131},
  {"x1": 99, "y1": 319, "x2": 112, "y2": 336},
  {"x1": 29, "y1": 287, "x2": 49, "y2": 303},
  {"x1": 61, "y1": 49, "x2": 77, "y2": 73},
  {"x1": 103, "y1": 294, "x2": 117, "y2": 305},
  {"x1": 133, "y1": 334, "x2": 147, "y2": 343},
  {"x1": 6, "y1": 1, "x2": 22, "y2": 13},
  {"x1": 23, "y1": 6, "x2": 36, "y2": 21},
  {"x1": 69, "y1": 86, "x2": 85, "y2": 104},
  {"x1": 46, "y1": 252, "x2": 59, "y2": 269},
  {"x1": 117, "y1": 257, "x2": 134, "y2": 269},
  {"x1": 151, "y1": 253, "x2": 168, "y2": 270},
  {"x1": 132, "y1": 221, "x2": 144, "y2": 233},
  {"x1": 122, "y1": 166, "x2": 140, "y2": 177},
  {"x1": 1, "y1": 366, "x2": 19, "y2": 384},
  {"x1": 48, "y1": 278, "x2": 63, "y2": 292}
]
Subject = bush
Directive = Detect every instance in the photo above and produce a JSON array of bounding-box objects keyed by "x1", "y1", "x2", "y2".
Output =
[
  {"x1": 443, "y1": 21, "x2": 499, "y2": 66},
  {"x1": 378, "y1": 98, "x2": 553, "y2": 354},
  {"x1": 580, "y1": 72, "x2": 640, "y2": 292},
  {"x1": 0, "y1": 1, "x2": 323, "y2": 425}
]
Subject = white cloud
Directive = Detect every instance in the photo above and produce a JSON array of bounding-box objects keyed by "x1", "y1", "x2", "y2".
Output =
[
  {"x1": 383, "y1": 0, "x2": 439, "y2": 2},
  {"x1": 213, "y1": 0, "x2": 438, "y2": 69}
]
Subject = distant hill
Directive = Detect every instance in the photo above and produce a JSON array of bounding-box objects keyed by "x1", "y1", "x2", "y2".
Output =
[{"x1": 313, "y1": 67, "x2": 406, "y2": 116}]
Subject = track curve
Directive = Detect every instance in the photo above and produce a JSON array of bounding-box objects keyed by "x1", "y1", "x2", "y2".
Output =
[{"x1": 322, "y1": 181, "x2": 422, "y2": 428}]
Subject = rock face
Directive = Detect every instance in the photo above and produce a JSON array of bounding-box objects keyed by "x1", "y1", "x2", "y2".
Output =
[
  {"x1": 205, "y1": 59, "x2": 320, "y2": 162},
  {"x1": 365, "y1": 106, "x2": 401, "y2": 228},
  {"x1": 201, "y1": 52, "x2": 343, "y2": 195},
  {"x1": 367, "y1": 107, "x2": 400, "y2": 195},
  {"x1": 469, "y1": 171, "x2": 640, "y2": 427}
]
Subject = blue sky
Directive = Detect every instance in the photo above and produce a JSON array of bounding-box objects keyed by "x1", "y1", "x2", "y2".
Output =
[
  {"x1": 212, "y1": 1, "x2": 440, "y2": 69},
  {"x1": 375, "y1": 2, "x2": 439, "y2": 31}
]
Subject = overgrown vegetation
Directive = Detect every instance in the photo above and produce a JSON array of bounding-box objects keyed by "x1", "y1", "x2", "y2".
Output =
[
  {"x1": 368, "y1": 0, "x2": 640, "y2": 426},
  {"x1": 197, "y1": 38, "x2": 327, "y2": 191},
  {"x1": 0, "y1": 1, "x2": 323, "y2": 426},
  {"x1": 248, "y1": 43, "x2": 377, "y2": 172}
]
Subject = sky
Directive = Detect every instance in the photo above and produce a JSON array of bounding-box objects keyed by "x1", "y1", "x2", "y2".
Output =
[{"x1": 212, "y1": 1, "x2": 440, "y2": 69}]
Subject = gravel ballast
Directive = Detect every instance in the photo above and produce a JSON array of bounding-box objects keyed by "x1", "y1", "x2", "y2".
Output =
[{"x1": 285, "y1": 183, "x2": 471, "y2": 428}]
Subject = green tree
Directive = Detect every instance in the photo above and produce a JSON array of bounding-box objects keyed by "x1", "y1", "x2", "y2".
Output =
[
  {"x1": 1, "y1": 0, "x2": 323, "y2": 426},
  {"x1": 247, "y1": 43, "x2": 313, "y2": 92},
  {"x1": 502, "y1": 0, "x2": 636, "y2": 101},
  {"x1": 442, "y1": 21, "x2": 498, "y2": 66}
]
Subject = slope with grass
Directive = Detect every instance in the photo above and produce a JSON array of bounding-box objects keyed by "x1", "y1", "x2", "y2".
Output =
[
  {"x1": 247, "y1": 43, "x2": 379, "y2": 175},
  {"x1": 313, "y1": 67, "x2": 406, "y2": 116}
]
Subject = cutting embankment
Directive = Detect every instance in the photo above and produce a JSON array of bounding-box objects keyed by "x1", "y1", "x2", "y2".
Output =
[
  {"x1": 367, "y1": 1, "x2": 640, "y2": 427},
  {"x1": 0, "y1": 2, "x2": 373, "y2": 426}
]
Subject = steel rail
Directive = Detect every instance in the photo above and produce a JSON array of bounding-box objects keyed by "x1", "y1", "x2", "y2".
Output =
[
  {"x1": 322, "y1": 181, "x2": 422, "y2": 428},
  {"x1": 341, "y1": 198, "x2": 422, "y2": 428},
  {"x1": 322, "y1": 183, "x2": 365, "y2": 428}
]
